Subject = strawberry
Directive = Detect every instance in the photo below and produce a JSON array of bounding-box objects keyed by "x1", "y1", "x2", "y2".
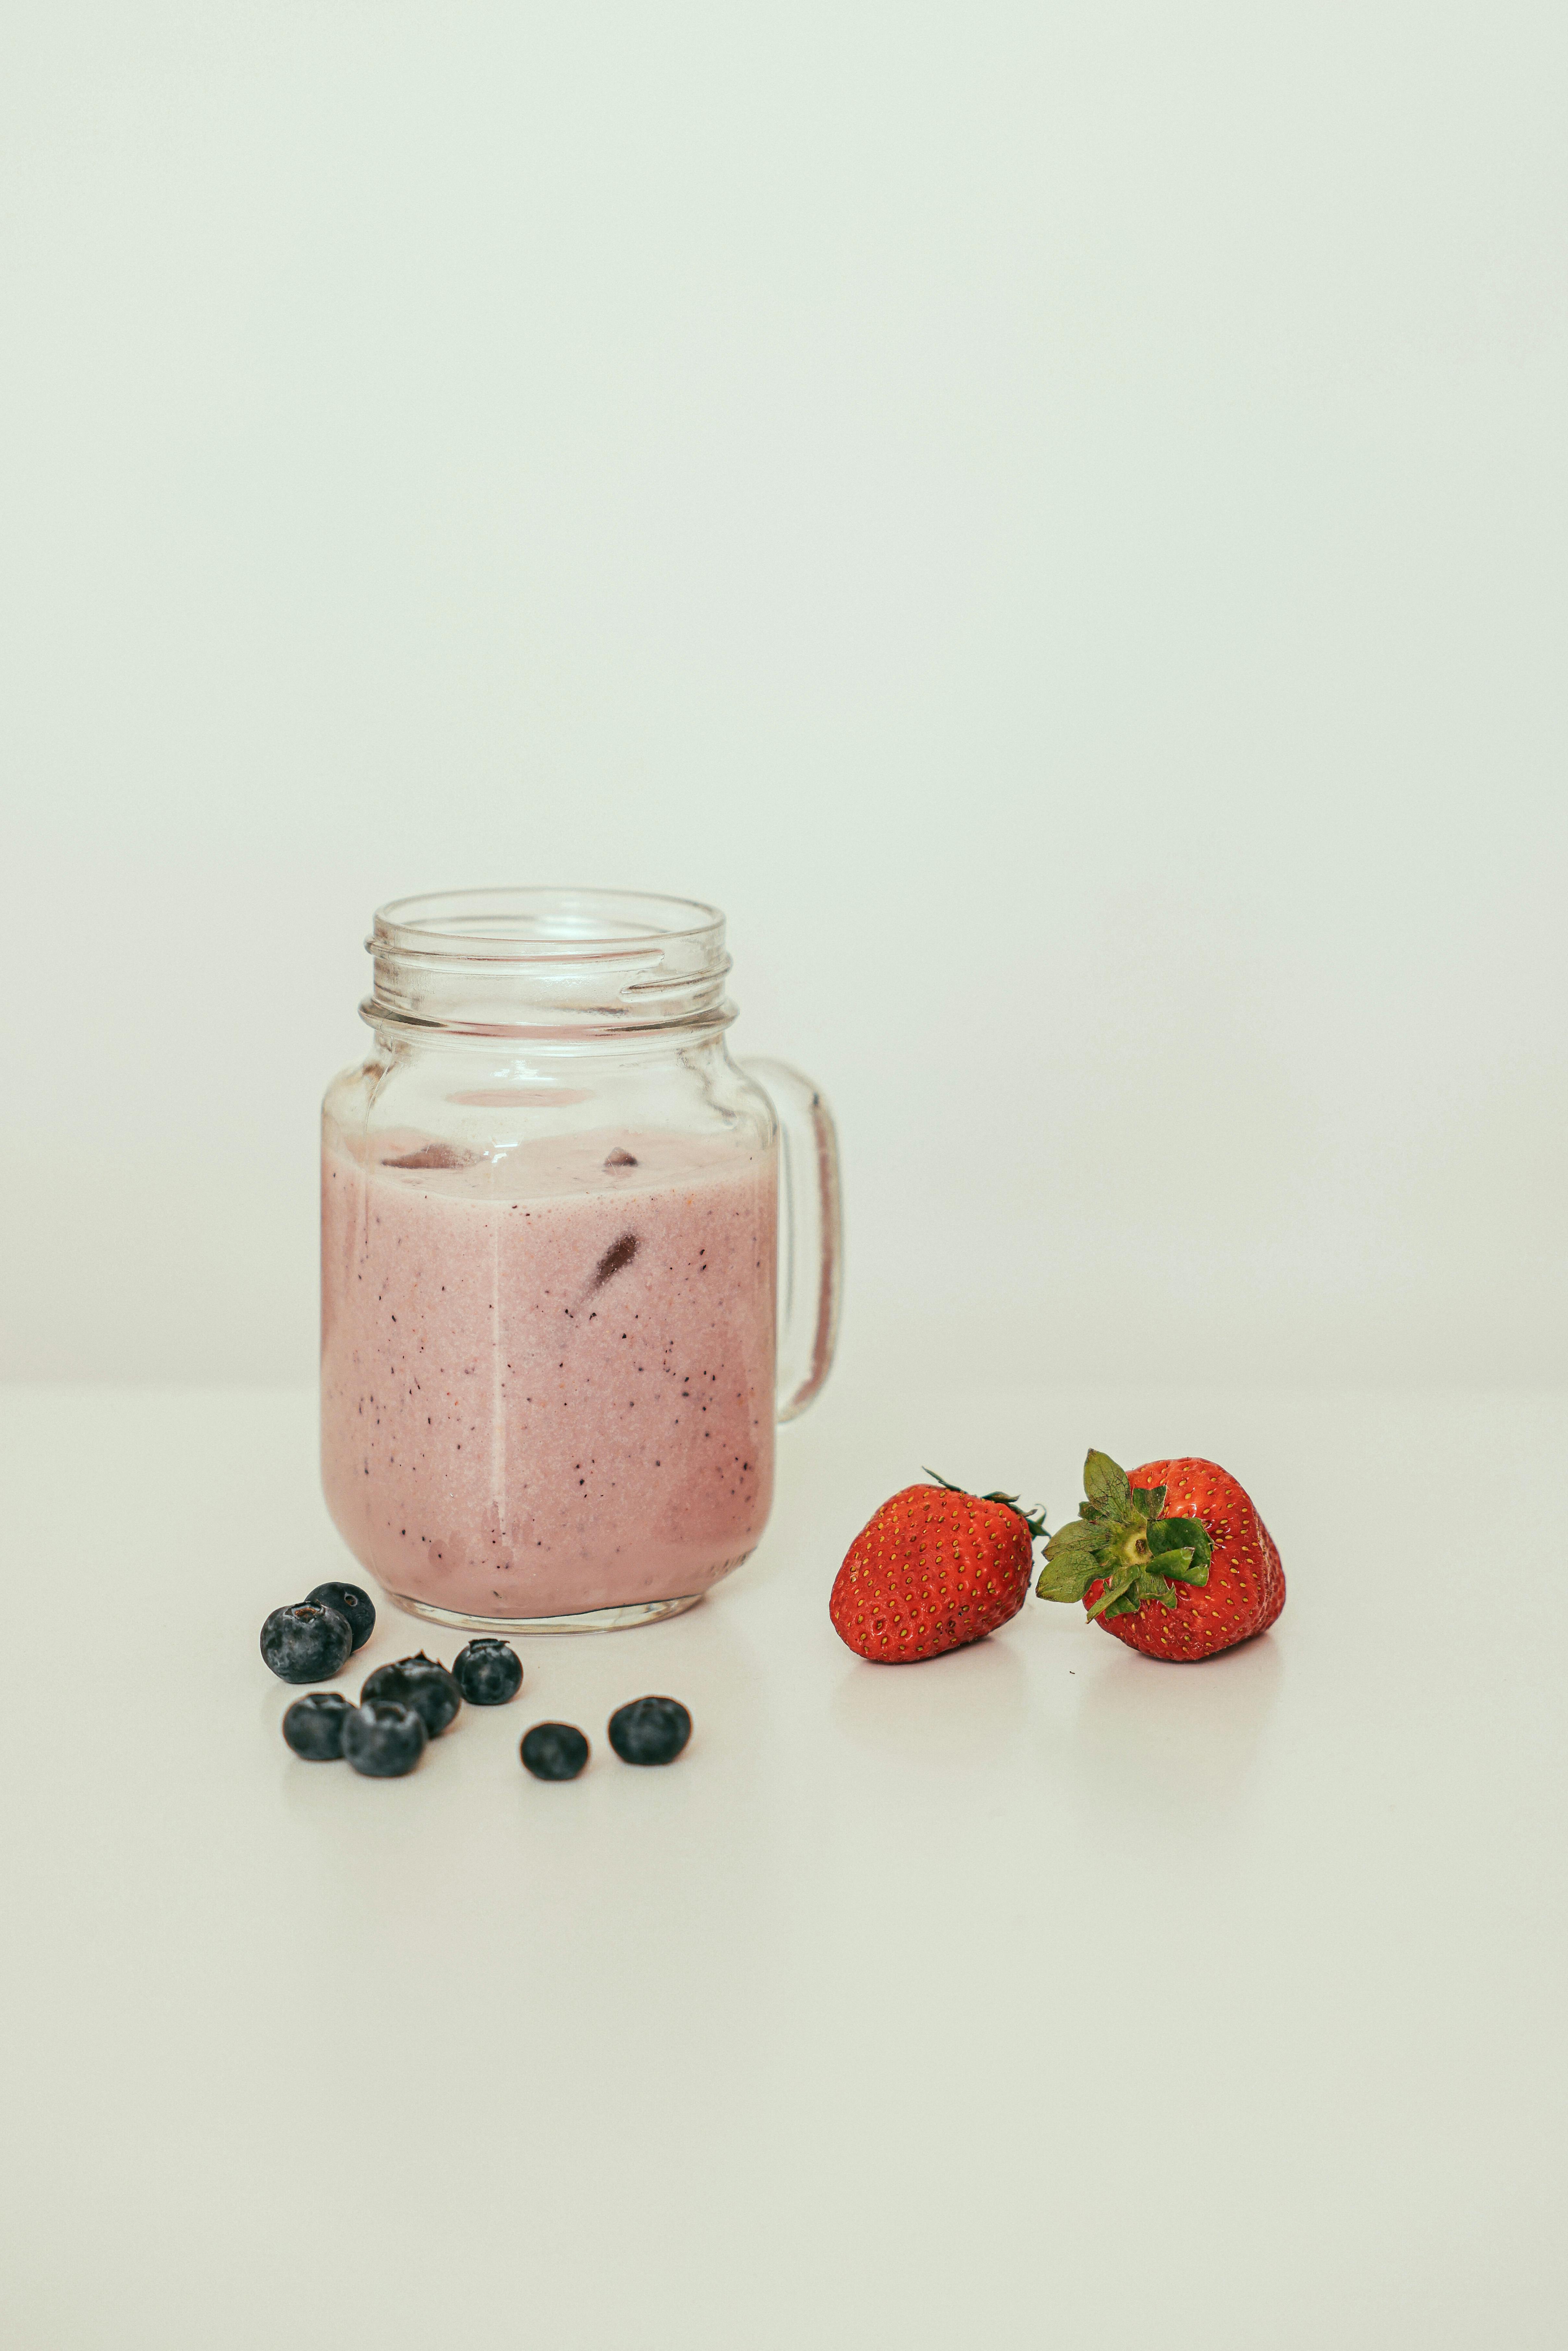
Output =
[
  {"x1": 829, "y1": 1473, "x2": 1046, "y2": 1664},
  {"x1": 1036, "y1": 1450, "x2": 1283, "y2": 1660}
]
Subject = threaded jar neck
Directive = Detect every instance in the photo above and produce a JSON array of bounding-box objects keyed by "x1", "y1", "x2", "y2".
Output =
[{"x1": 363, "y1": 887, "x2": 735, "y2": 1041}]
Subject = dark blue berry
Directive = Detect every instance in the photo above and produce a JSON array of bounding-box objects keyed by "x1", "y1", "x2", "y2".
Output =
[
  {"x1": 305, "y1": 1580, "x2": 376, "y2": 1651},
  {"x1": 607, "y1": 1695, "x2": 691, "y2": 1766},
  {"x1": 452, "y1": 1638, "x2": 523, "y2": 1706},
  {"x1": 342, "y1": 1698, "x2": 427, "y2": 1778},
  {"x1": 260, "y1": 1602, "x2": 354, "y2": 1684},
  {"x1": 360, "y1": 1653, "x2": 462, "y2": 1738},
  {"x1": 281, "y1": 1691, "x2": 352, "y2": 1760},
  {"x1": 520, "y1": 1723, "x2": 590, "y2": 1781}
]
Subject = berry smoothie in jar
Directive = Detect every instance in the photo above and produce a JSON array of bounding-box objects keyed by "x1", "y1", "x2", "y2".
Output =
[{"x1": 320, "y1": 890, "x2": 840, "y2": 1632}]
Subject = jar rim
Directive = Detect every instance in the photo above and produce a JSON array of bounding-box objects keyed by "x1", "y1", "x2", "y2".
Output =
[
  {"x1": 372, "y1": 886, "x2": 724, "y2": 965},
  {"x1": 364, "y1": 885, "x2": 734, "y2": 1039}
]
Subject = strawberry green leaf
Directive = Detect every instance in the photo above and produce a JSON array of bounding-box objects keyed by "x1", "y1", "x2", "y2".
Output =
[
  {"x1": 1145, "y1": 1544, "x2": 1196, "y2": 1583},
  {"x1": 1036, "y1": 1548, "x2": 1096, "y2": 1603},
  {"x1": 1147, "y1": 1516, "x2": 1211, "y2": 1581},
  {"x1": 1085, "y1": 1570, "x2": 1134, "y2": 1621},
  {"x1": 1147, "y1": 1512, "x2": 1204, "y2": 1547},
  {"x1": 1044, "y1": 1517, "x2": 1098, "y2": 1552},
  {"x1": 1032, "y1": 1450, "x2": 1210, "y2": 1623},
  {"x1": 1083, "y1": 1450, "x2": 1129, "y2": 1511}
]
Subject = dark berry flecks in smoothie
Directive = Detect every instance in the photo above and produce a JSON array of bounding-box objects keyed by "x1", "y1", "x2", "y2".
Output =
[
  {"x1": 590, "y1": 1232, "x2": 639, "y2": 1291},
  {"x1": 320, "y1": 1129, "x2": 776, "y2": 1618},
  {"x1": 383, "y1": 1142, "x2": 475, "y2": 1171}
]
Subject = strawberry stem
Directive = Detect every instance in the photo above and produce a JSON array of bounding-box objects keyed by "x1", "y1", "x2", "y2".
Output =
[
  {"x1": 1035, "y1": 1449, "x2": 1211, "y2": 1619},
  {"x1": 922, "y1": 1468, "x2": 1048, "y2": 1547}
]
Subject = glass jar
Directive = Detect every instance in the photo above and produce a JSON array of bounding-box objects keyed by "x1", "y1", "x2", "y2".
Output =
[{"x1": 321, "y1": 888, "x2": 842, "y2": 1631}]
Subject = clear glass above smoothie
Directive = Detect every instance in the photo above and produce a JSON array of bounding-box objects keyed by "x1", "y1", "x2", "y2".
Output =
[{"x1": 322, "y1": 1124, "x2": 778, "y2": 1621}]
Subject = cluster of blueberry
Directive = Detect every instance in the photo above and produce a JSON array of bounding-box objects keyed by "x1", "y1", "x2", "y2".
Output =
[{"x1": 259, "y1": 1581, "x2": 691, "y2": 1782}]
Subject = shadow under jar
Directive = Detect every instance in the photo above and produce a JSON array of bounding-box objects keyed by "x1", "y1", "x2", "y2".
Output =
[{"x1": 321, "y1": 889, "x2": 842, "y2": 1632}]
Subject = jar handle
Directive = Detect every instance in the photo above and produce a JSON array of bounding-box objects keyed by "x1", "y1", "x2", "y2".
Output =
[{"x1": 740, "y1": 1057, "x2": 843, "y2": 1422}]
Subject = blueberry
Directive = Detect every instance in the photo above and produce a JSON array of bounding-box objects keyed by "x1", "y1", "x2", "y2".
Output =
[
  {"x1": 305, "y1": 1580, "x2": 376, "y2": 1652},
  {"x1": 520, "y1": 1723, "x2": 590, "y2": 1781},
  {"x1": 260, "y1": 1602, "x2": 354, "y2": 1684},
  {"x1": 282, "y1": 1691, "x2": 353, "y2": 1760},
  {"x1": 343, "y1": 1698, "x2": 428, "y2": 1778},
  {"x1": 606, "y1": 1695, "x2": 692, "y2": 1766},
  {"x1": 452, "y1": 1638, "x2": 523, "y2": 1706},
  {"x1": 360, "y1": 1653, "x2": 462, "y2": 1738}
]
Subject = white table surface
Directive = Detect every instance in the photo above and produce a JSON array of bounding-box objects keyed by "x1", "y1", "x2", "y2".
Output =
[{"x1": 3, "y1": 1377, "x2": 1564, "y2": 2350}]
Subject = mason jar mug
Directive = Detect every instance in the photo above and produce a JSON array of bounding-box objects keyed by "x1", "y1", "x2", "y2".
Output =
[{"x1": 320, "y1": 889, "x2": 842, "y2": 1631}]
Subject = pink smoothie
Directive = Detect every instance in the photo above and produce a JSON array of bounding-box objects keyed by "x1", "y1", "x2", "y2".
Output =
[{"x1": 321, "y1": 1128, "x2": 778, "y2": 1619}]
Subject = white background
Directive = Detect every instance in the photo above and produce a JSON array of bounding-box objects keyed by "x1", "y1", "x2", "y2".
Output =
[
  {"x1": 3, "y1": 1, "x2": 1563, "y2": 1391},
  {"x1": 4, "y1": 16, "x2": 1567, "y2": 2351}
]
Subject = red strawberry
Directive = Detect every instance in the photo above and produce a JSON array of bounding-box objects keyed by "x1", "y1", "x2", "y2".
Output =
[
  {"x1": 1036, "y1": 1450, "x2": 1283, "y2": 1661},
  {"x1": 829, "y1": 1474, "x2": 1046, "y2": 1664}
]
